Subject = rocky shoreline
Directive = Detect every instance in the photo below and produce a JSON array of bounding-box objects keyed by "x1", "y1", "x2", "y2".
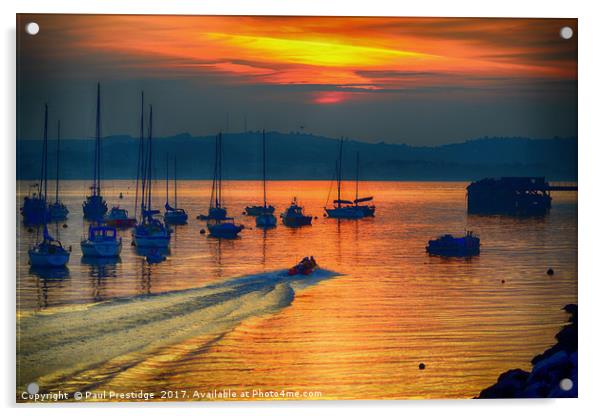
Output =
[{"x1": 477, "y1": 304, "x2": 578, "y2": 398}]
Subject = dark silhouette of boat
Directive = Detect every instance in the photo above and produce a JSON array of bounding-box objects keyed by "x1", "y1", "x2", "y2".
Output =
[
  {"x1": 247, "y1": 130, "x2": 277, "y2": 227},
  {"x1": 198, "y1": 132, "x2": 230, "y2": 221},
  {"x1": 82, "y1": 83, "x2": 108, "y2": 221},
  {"x1": 104, "y1": 206, "x2": 137, "y2": 228},
  {"x1": 325, "y1": 140, "x2": 374, "y2": 219},
  {"x1": 281, "y1": 197, "x2": 312, "y2": 227},
  {"x1": 48, "y1": 120, "x2": 69, "y2": 221},
  {"x1": 426, "y1": 231, "x2": 480, "y2": 257},
  {"x1": 164, "y1": 155, "x2": 188, "y2": 224}
]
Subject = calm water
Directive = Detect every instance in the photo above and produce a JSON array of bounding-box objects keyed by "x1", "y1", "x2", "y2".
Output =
[{"x1": 16, "y1": 180, "x2": 577, "y2": 400}]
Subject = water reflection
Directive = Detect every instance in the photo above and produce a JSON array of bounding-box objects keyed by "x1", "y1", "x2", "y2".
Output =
[{"x1": 29, "y1": 266, "x2": 70, "y2": 309}]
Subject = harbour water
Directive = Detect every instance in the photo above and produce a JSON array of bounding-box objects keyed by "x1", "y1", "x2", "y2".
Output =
[{"x1": 16, "y1": 180, "x2": 577, "y2": 400}]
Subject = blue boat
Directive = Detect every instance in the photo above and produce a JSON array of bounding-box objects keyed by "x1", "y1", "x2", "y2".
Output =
[
  {"x1": 82, "y1": 83, "x2": 108, "y2": 221},
  {"x1": 426, "y1": 231, "x2": 480, "y2": 257},
  {"x1": 80, "y1": 223, "x2": 122, "y2": 258}
]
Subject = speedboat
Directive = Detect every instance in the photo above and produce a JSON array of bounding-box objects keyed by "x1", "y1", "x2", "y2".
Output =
[
  {"x1": 288, "y1": 257, "x2": 318, "y2": 276},
  {"x1": 81, "y1": 224, "x2": 122, "y2": 257},
  {"x1": 426, "y1": 231, "x2": 480, "y2": 257},
  {"x1": 207, "y1": 218, "x2": 243, "y2": 239},
  {"x1": 104, "y1": 206, "x2": 137, "y2": 228},
  {"x1": 281, "y1": 197, "x2": 312, "y2": 227},
  {"x1": 28, "y1": 226, "x2": 70, "y2": 267}
]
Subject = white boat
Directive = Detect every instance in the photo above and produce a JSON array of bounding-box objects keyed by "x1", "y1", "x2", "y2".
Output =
[{"x1": 80, "y1": 224, "x2": 122, "y2": 257}]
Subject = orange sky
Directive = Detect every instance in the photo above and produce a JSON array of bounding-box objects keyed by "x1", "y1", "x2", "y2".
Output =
[
  {"x1": 17, "y1": 15, "x2": 577, "y2": 143},
  {"x1": 22, "y1": 15, "x2": 577, "y2": 104}
]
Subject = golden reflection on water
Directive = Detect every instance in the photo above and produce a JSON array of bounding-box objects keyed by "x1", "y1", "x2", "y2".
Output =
[{"x1": 16, "y1": 180, "x2": 577, "y2": 400}]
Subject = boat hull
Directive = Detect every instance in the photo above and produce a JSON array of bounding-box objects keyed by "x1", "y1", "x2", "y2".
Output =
[
  {"x1": 105, "y1": 218, "x2": 137, "y2": 228},
  {"x1": 325, "y1": 207, "x2": 365, "y2": 219},
  {"x1": 207, "y1": 223, "x2": 243, "y2": 238},
  {"x1": 281, "y1": 216, "x2": 312, "y2": 227},
  {"x1": 165, "y1": 211, "x2": 188, "y2": 224},
  {"x1": 245, "y1": 205, "x2": 275, "y2": 216},
  {"x1": 28, "y1": 250, "x2": 70, "y2": 267},
  {"x1": 256, "y1": 213, "x2": 277, "y2": 228},
  {"x1": 133, "y1": 233, "x2": 171, "y2": 248},
  {"x1": 80, "y1": 239, "x2": 122, "y2": 257}
]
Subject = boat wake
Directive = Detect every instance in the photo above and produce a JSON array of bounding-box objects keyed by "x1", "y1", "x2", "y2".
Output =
[{"x1": 17, "y1": 268, "x2": 339, "y2": 393}]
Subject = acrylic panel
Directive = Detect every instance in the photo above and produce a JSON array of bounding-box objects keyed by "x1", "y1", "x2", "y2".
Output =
[{"x1": 16, "y1": 14, "x2": 577, "y2": 402}]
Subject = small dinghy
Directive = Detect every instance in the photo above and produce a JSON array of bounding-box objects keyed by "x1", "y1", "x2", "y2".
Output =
[
  {"x1": 288, "y1": 256, "x2": 318, "y2": 276},
  {"x1": 145, "y1": 248, "x2": 166, "y2": 264},
  {"x1": 80, "y1": 223, "x2": 122, "y2": 257},
  {"x1": 29, "y1": 226, "x2": 70, "y2": 267},
  {"x1": 426, "y1": 231, "x2": 480, "y2": 257},
  {"x1": 105, "y1": 206, "x2": 137, "y2": 228}
]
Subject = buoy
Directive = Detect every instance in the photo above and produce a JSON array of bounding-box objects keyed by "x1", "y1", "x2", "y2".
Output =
[
  {"x1": 419, "y1": 363, "x2": 426, "y2": 370},
  {"x1": 314, "y1": 216, "x2": 319, "y2": 220},
  {"x1": 62, "y1": 223, "x2": 68, "y2": 228},
  {"x1": 27, "y1": 227, "x2": 33, "y2": 233},
  {"x1": 200, "y1": 229, "x2": 206, "y2": 234},
  {"x1": 501, "y1": 279, "x2": 505, "y2": 284},
  {"x1": 242, "y1": 211, "x2": 246, "y2": 215},
  {"x1": 131, "y1": 241, "x2": 136, "y2": 246},
  {"x1": 547, "y1": 268, "x2": 554, "y2": 276}
]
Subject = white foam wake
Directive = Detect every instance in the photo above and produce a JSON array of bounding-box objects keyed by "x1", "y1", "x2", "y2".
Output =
[{"x1": 17, "y1": 268, "x2": 338, "y2": 391}]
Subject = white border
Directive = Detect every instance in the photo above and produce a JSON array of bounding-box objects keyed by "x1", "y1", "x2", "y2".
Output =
[{"x1": 2, "y1": 1, "x2": 601, "y2": 415}]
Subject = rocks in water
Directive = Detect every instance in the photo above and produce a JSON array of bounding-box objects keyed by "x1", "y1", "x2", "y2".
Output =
[{"x1": 477, "y1": 304, "x2": 577, "y2": 399}]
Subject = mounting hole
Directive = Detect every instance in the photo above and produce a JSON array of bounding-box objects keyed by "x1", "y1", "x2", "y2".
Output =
[
  {"x1": 25, "y1": 22, "x2": 40, "y2": 36},
  {"x1": 560, "y1": 26, "x2": 573, "y2": 40},
  {"x1": 27, "y1": 382, "x2": 39, "y2": 394},
  {"x1": 559, "y1": 378, "x2": 573, "y2": 391}
]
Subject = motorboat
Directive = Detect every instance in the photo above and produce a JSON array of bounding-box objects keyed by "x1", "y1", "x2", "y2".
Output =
[
  {"x1": 426, "y1": 231, "x2": 480, "y2": 257},
  {"x1": 104, "y1": 206, "x2": 137, "y2": 228},
  {"x1": 80, "y1": 223, "x2": 122, "y2": 257},
  {"x1": 288, "y1": 257, "x2": 318, "y2": 276},
  {"x1": 281, "y1": 197, "x2": 312, "y2": 227}
]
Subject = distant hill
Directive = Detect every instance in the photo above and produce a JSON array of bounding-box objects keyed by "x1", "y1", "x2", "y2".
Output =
[{"x1": 16, "y1": 132, "x2": 577, "y2": 181}]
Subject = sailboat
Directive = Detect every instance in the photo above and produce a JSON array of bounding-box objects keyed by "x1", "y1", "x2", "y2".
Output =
[
  {"x1": 205, "y1": 132, "x2": 243, "y2": 238},
  {"x1": 28, "y1": 104, "x2": 70, "y2": 267},
  {"x1": 252, "y1": 130, "x2": 277, "y2": 227},
  {"x1": 197, "y1": 133, "x2": 228, "y2": 221},
  {"x1": 132, "y1": 98, "x2": 171, "y2": 248},
  {"x1": 352, "y1": 152, "x2": 375, "y2": 217},
  {"x1": 82, "y1": 83, "x2": 108, "y2": 221},
  {"x1": 21, "y1": 107, "x2": 50, "y2": 226},
  {"x1": 325, "y1": 139, "x2": 364, "y2": 219},
  {"x1": 48, "y1": 120, "x2": 69, "y2": 221},
  {"x1": 164, "y1": 155, "x2": 188, "y2": 224},
  {"x1": 245, "y1": 130, "x2": 276, "y2": 218}
]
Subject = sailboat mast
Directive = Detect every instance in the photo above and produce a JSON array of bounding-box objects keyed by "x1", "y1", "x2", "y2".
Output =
[
  {"x1": 165, "y1": 152, "x2": 169, "y2": 207},
  {"x1": 55, "y1": 120, "x2": 61, "y2": 203},
  {"x1": 355, "y1": 151, "x2": 359, "y2": 205},
  {"x1": 174, "y1": 158, "x2": 178, "y2": 209},
  {"x1": 93, "y1": 82, "x2": 101, "y2": 197},
  {"x1": 135, "y1": 92, "x2": 144, "y2": 220},
  {"x1": 147, "y1": 105, "x2": 153, "y2": 211},
  {"x1": 262, "y1": 129, "x2": 267, "y2": 208},
  {"x1": 42, "y1": 104, "x2": 48, "y2": 203},
  {"x1": 337, "y1": 138, "x2": 343, "y2": 208},
  {"x1": 218, "y1": 132, "x2": 223, "y2": 208}
]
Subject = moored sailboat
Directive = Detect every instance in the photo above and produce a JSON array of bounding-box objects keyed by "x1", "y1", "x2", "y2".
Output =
[
  {"x1": 82, "y1": 83, "x2": 108, "y2": 221},
  {"x1": 252, "y1": 130, "x2": 277, "y2": 228},
  {"x1": 164, "y1": 155, "x2": 188, "y2": 224},
  {"x1": 325, "y1": 139, "x2": 364, "y2": 219},
  {"x1": 28, "y1": 104, "x2": 70, "y2": 267},
  {"x1": 203, "y1": 132, "x2": 243, "y2": 238},
  {"x1": 48, "y1": 120, "x2": 69, "y2": 221},
  {"x1": 132, "y1": 98, "x2": 171, "y2": 248}
]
